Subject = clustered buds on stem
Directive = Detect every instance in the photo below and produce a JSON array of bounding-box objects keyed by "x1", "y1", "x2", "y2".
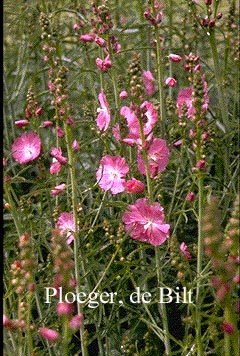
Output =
[{"x1": 127, "y1": 52, "x2": 144, "y2": 100}]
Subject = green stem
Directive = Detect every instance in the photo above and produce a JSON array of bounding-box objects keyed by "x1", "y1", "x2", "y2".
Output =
[
  {"x1": 208, "y1": 29, "x2": 229, "y2": 131},
  {"x1": 155, "y1": 248, "x2": 172, "y2": 355},
  {"x1": 64, "y1": 122, "x2": 88, "y2": 356}
]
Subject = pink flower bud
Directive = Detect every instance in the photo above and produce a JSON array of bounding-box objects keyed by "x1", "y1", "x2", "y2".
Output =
[
  {"x1": 50, "y1": 160, "x2": 62, "y2": 175},
  {"x1": 180, "y1": 242, "x2": 192, "y2": 260},
  {"x1": 66, "y1": 116, "x2": 74, "y2": 125},
  {"x1": 50, "y1": 183, "x2": 66, "y2": 195},
  {"x1": 216, "y1": 13, "x2": 223, "y2": 20},
  {"x1": 205, "y1": 0, "x2": 212, "y2": 5},
  {"x1": 48, "y1": 81, "x2": 55, "y2": 91},
  {"x1": 56, "y1": 126, "x2": 65, "y2": 138},
  {"x1": 59, "y1": 109, "x2": 65, "y2": 116},
  {"x1": 79, "y1": 34, "x2": 95, "y2": 42},
  {"x1": 43, "y1": 121, "x2": 53, "y2": 128},
  {"x1": 57, "y1": 302, "x2": 74, "y2": 315},
  {"x1": 35, "y1": 107, "x2": 43, "y2": 116},
  {"x1": 186, "y1": 192, "x2": 195, "y2": 201},
  {"x1": 69, "y1": 314, "x2": 84, "y2": 329},
  {"x1": 96, "y1": 55, "x2": 112, "y2": 72},
  {"x1": 39, "y1": 327, "x2": 59, "y2": 342},
  {"x1": 201, "y1": 132, "x2": 209, "y2": 140},
  {"x1": 95, "y1": 36, "x2": 106, "y2": 47},
  {"x1": 15, "y1": 120, "x2": 29, "y2": 127},
  {"x1": 169, "y1": 53, "x2": 182, "y2": 62},
  {"x1": 208, "y1": 19, "x2": 215, "y2": 28},
  {"x1": 72, "y1": 139, "x2": 80, "y2": 151},
  {"x1": 195, "y1": 159, "x2": 207, "y2": 170},
  {"x1": 125, "y1": 178, "x2": 145, "y2": 193},
  {"x1": 119, "y1": 91, "x2": 128, "y2": 99},
  {"x1": 194, "y1": 64, "x2": 201, "y2": 72},
  {"x1": 165, "y1": 77, "x2": 177, "y2": 87},
  {"x1": 73, "y1": 24, "x2": 79, "y2": 31},
  {"x1": 221, "y1": 321, "x2": 235, "y2": 335},
  {"x1": 25, "y1": 108, "x2": 32, "y2": 118},
  {"x1": 189, "y1": 129, "x2": 196, "y2": 138}
]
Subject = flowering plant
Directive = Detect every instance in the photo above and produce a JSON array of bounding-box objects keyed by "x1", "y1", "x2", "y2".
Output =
[{"x1": 3, "y1": 1, "x2": 239, "y2": 356}]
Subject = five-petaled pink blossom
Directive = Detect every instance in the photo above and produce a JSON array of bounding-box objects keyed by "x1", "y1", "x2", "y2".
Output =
[
  {"x1": 96, "y1": 155, "x2": 129, "y2": 195},
  {"x1": 137, "y1": 138, "x2": 170, "y2": 177},
  {"x1": 125, "y1": 178, "x2": 145, "y2": 193},
  {"x1": 57, "y1": 212, "x2": 76, "y2": 244},
  {"x1": 143, "y1": 71, "x2": 155, "y2": 95},
  {"x1": 180, "y1": 242, "x2": 192, "y2": 260},
  {"x1": 39, "y1": 328, "x2": 59, "y2": 343},
  {"x1": 96, "y1": 54, "x2": 112, "y2": 72},
  {"x1": 11, "y1": 132, "x2": 41, "y2": 164},
  {"x1": 122, "y1": 198, "x2": 170, "y2": 246},
  {"x1": 96, "y1": 90, "x2": 111, "y2": 132},
  {"x1": 165, "y1": 77, "x2": 177, "y2": 87}
]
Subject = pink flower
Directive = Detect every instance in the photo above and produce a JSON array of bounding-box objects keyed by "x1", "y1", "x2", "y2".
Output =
[
  {"x1": 96, "y1": 90, "x2": 111, "y2": 132},
  {"x1": 125, "y1": 178, "x2": 145, "y2": 193},
  {"x1": 11, "y1": 132, "x2": 41, "y2": 164},
  {"x1": 169, "y1": 53, "x2": 182, "y2": 62},
  {"x1": 122, "y1": 198, "x2": 170, "y2": 246},
  {"x1": 15, "y1": 119, "x2": 29, "y2": 127},
  {"x1": 50, "y1": 183, "x2": 66, "y2": 195},
  {"x1": 95, "y1": 36, "x2": 106, "y2": 47},
  {"x1": 43, "y1": 121, "x2": 53, "y2": 128},
  {"x1": 137, "y1": 138, "x2": 169, "y2": 177},
  {"x1": 95, "y1": 54, "x2": 112, "y2": 72},
  {"x1": 79, "y1": 34, "x2": 95, "y2": 42},
  {"x1": 180, "y1": 242, "x2": 192, "y2": 260},
  {"x1": 50, "y1": 159, "x2": 62, "y2": 175},
  {"x1": 195, "y1": 159, "x2": 207, "y2": 170},
  {"x1": 165, "y1": 77, "x2": 177, "y2": 87},
  {"x1": 57, "y1": 212, "x2": 76, "y2": 244},
  {"x1": 39, "y1": 328, "x2": 59, "y2": 343},
  {"x1": 72, "y1": 139, "x2": 80, "y2": 151},
  {"x1": 96, "y1": 155, "x2": 129, "y2": 195},
  {"x1": 50, "y1": 147, "x2": 68, "y2": 165},
  {"x1": 143, "y1": 71, "x2": 155, "y2": 95},
  {"x1": 35, "y1": 107, "x2": 43, "y2": 116},
  {"x1": 69, "y1": 314, "x2": 84, "y2": 329},
  {"x1": 119, "y1": 90, "x2": 128, "y2": 99}
]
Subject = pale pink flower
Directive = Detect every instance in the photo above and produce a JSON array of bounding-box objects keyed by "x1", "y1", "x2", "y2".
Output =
[
  {"x1": 50, "y1": 183, "x2": 66, "y2": 195},
  {"x1": 137, "y1": 138, "x2": 170, "y2": 177},
  {"x1": 169, "y1": 53, "x2": 182, "y2": 62},
  {"x1": 125, "y1": 178, "x2": 145, "y2": 193},
  {"x1": 122, "y1": 198, "x2": 170, "y2": 246},
  {"x1": 11, "y1": 132, "x2": 41, "y2": 164},
  {"x1": 96, "y1": 89, "x2": 111, "y2": 132},
  {"x1": 95, "y1": 54, "x2": 112, "y2": 72},
  {"x1": 69, "y1": 314, "x2": 84, "y2": 329},
  {"x1": 96, "y1": 155, "x2": 129, "y2": 195},
  {"x1": 143, "y1": 70, "x2": 155, "y2": 95},
  {"x1": 39, "y1": 328, "x2": 59, "y2": 343},
  {"x1": 180, "y1": 242, "x2": 192, "y2": 260},
  {"x1": 165, "y1": 77, "x2": 177, "y2": 87},
  {"x1": 57, "y1": 212, "x2": 76, "y2": 244},
  {"x1": 15, "y1": 119, "x2": 29, "y2": 127},
  {"x1": 50, "y1": 159, "x2": 61, "y2": 175}
]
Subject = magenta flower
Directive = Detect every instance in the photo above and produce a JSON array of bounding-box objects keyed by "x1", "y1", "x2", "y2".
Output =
[
  {"x1": 50, "y1": 159, "x2": 62, "y2": 175},
  {"x1": 39, "y1": 328, "x2": 59, "y2": 343},
  {"x1": 180, "y1": 242, "x2": 192, "y2": 260},
  {"x1": 50, "y1": 147, "x2": 68, "y2": 165},
  {"x1": 69, "y1": 314, "x2": 84, "y2": 329},
  {"x1": 119, "y1": 90, "x2": 128, "y2": 99},
  {"x1": 96, "y1": 90, "x2": 111, "y2": 132},
  {"x1": 11, "y1": 132, "x2": 41, "y2": 164},
  {"x1": 57, "y1": 212, "x2": 76, "y2": 244},
  {"x1": 79, "y1": 34, "x2": 95, "y2": 42},
  {"x1": 122, "y1": 198, "x2": 170, "y2": 246},
  {"x1": 95, "y1": 54, "x2": 112, "y2": 72},
  {"x1": 137, "y1": 138, "x2": 170, "y2": 177},
  {"x1": 96, "y1": 155, "x2": 129, "y2": 195},
  {"x1": 143, "y1": 70, "x2": 155, "y2": 95},
  {"x1": 125, "y1": 178, "x2": 145, "y2": 193},
  {"x1": 165, "y1": 77, "x2": 177, "y2": 87}
]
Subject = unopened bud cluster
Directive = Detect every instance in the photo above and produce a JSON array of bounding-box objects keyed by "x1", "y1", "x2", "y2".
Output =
[{"x1": 127, "y1": 52, "x2": 144, "y2": 100}]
